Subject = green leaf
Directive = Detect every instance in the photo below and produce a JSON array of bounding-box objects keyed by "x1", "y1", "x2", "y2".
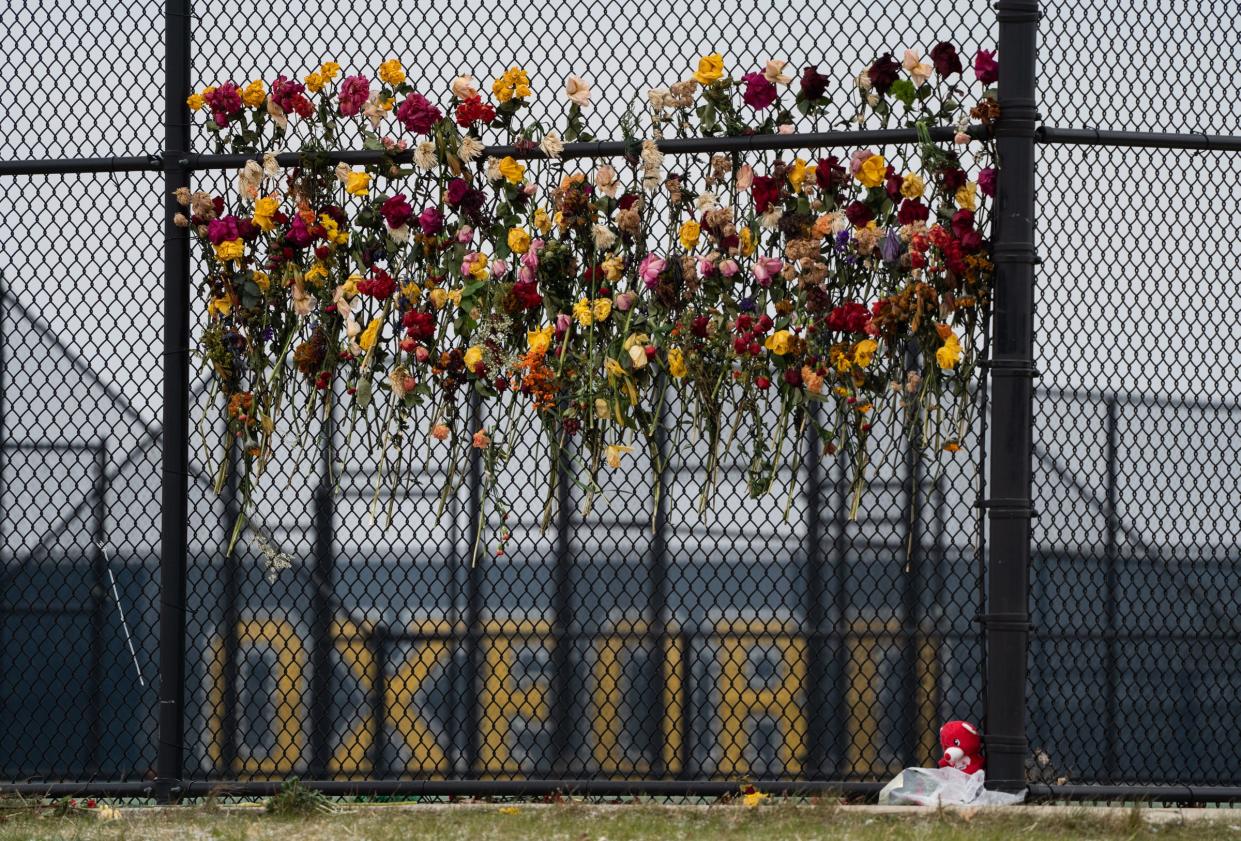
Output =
[
  {"x1": 889, "y1": 79, "x2": 916, "y2": 108},
  {"x1": 354, "y1": 378, "x2": 373, "y2": 411}
]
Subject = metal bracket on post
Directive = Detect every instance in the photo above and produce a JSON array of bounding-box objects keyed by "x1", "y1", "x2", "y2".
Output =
[
  {"x1": 156, "y1": 0, "x2": 192, "y2": 805},
  {"x1": 984, "y1": 0, "x2": 1040, "y2": 793}
]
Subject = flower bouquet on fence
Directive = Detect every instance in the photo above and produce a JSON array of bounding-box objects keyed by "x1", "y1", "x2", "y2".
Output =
[{"x1": 177, "y1": 44, "x2": 1000, "y2": 555}]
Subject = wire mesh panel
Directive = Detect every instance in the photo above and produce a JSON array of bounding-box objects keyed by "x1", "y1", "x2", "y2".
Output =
[
  {"x1": 1031, "y1": 144, "x2": 1241, "y2": 786},
  {"x1": 0, "y1": 172, "x2": 165, "y2": 782}
]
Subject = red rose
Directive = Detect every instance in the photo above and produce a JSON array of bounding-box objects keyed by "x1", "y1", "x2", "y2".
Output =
[
  {"x1": 357, "y1": 269, "x2": 396, "y2": 299},
  {"x1": 751, "y1": 175, "x2": 781, "y2": 214},
  {"x1": 844, "y1": 201, "x2": 875, "y2": 227},
  {"x1": 930, "y1": 42, "x2": 964, "y2": 76}
]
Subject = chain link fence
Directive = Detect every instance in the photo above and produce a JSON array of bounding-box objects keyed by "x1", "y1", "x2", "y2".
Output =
[{"x1": 0, "y1": 0, "x2": 1237, "y2": 801}]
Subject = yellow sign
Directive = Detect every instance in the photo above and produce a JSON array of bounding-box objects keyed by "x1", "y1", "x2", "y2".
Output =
[{"x1": 205, "y1": 612, "x2": 943, "y2": 779}]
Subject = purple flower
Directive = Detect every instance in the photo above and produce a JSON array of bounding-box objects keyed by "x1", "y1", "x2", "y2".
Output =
[
  {"x1": 739, "y1": 296, "x2": 756, "y2": 312},
  {"x1": 974, "y1": 50, "x2": 999, "y2": 85},
  {"x1": 742, "y1": 72, "x2": 778, "y2": 110},
  {"x1": 418, "y1": 206, "x2": 444, "y2": 235},
  {"x1": 879, "y1": 229, "x2": 902, "y2": 264},
  {"x1": 978, "y1": 167, "x2": 997, "y2": 197},
  {"x1": 206, "y1": 215, "x2": 240, "y2": 245},
  {"x1": 929, "y1": 42, "x2": 964, "y2": 76},
  {"x1": 395, "y1": 93, "x2": 443, "y2": 134},
  {"x1": 285, "y1": 216, "x2": 313, "y2": 248}
]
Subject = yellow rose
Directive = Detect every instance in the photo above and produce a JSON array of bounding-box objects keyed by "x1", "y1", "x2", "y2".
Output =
[
  {"x1": 623, "y1": 332, "x2": 650, "y2": 351},
  {"x1": 344, "y1": 171, "x2": 370, "y2": 196},
  {"x1": 507, "y1": 226, "x2": 532, "y2": 255},
  {"x1": 468, "y1": 253, "x2": 489, "y2": 281},
  {"x1": 430, "y1": 288, "x2": 448, "y2": 309},
  {"x1": 533, "y1": 207, "x2": 552, "y2": 235},
  {"x1": 592, "y1": 297, "x2": 612, "y2": 322},
  {"x1": 378, "y1": 59, "x2": 406, "y2": 86},
  {"x1": 853, "y1": 338, "x2": 878, "y2": 367},
  {"x1": 601, "y1": 254, "x2": 624, "y2": 281},
  {"x1": 527, "y1": 325, "x2": 553, "y2": 354},
  {"x1": 738, "y1": 226, "x2": 755, "y2": 256},
  {"x1": 447, "y1": 288, "x2": 463, "y2": 307},
  {"x1": 252, "y1": 271, "x2": 270, "y2": 292},
  {"x1": 342, "y1": 273, "x2": 362, "y2": 298},
  {"x1": 207, "y1": 295, "x2": 232, "y2": 317},
  {"x1": 304, "y1": 70, "x2": 326, "y2": 93},
  {"x1": 668, "y1": 347, "x2": 687, "y2": 379},
  {"x1": 186, "y1": 93, "x2": 205, "y2": 111},
  {"x1": 900, "y1": 173, "x2": 925, "y2": 199},
  {"x1": 358, "y1": 317, "x2": 382, "y2": 351},
  {"x1": 320, "y1": 61, "x2": 341, "y2": 79},
  {"x1": 400, "y1": 282, "x2": 421, "y2": 302},
  {"x1": 788, "y1": 158, "x2": 808, "y2": 192},
  {"x1": 693, "y1": 52, "x2": 725, "y2": 85},
  {"x1": 498, "y1": 156, "x2": 526, "y2": 185},
  {"x1": 628, "y1": 344, "x2": 648, "y2": 369},
  {"x1": 252, "y1": 195, "x2": 280, "y2": 231},
  {"x1": 856, "y1": 154, "x2": 887, "y2": 189},
  {"x1": 764, "y1": 329, "x2": 793, "y2": 356},
  {"x1": 955, "y1": 182, "x2": 977, "y2": 211},
  {"x1": 241, "y1": 80, "x2": 266, "y2": 108},
  {"x1": 678, "y1": 220, "x2": 701, "y2": 251},
  {"x1": 464, "y1": 345, "x2": 484, "y2": 370},
  {"x1": 213, "y1": 239, "x2": 244, "y2": 263},
  {"x1": 572, "y1": 298, "x2": 594, "y2": 326}
]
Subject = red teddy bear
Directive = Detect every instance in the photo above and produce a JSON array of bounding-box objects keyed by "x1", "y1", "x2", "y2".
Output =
[{"x1": 938, "y1": 720, "x2": 985, "y2": 775}]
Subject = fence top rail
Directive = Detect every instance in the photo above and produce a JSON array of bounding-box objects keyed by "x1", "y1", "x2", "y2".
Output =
[{"x1": 2, "y1": 126, "x2": 1236, "y2": 177}]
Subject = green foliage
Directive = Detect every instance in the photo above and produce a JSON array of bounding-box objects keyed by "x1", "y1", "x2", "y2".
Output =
[{"x1": 264, "y1": 778, "x2": 335, "y2": 817}]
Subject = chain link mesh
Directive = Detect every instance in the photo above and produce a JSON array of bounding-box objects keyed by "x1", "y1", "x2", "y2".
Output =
[{"x1": 0, "y1": 0, "x2": 1236, "y2": 795}]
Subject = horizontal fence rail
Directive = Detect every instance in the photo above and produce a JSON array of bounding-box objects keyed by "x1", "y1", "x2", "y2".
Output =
[{"x1": 4, "y1": 127, "x2": 1241, "y2": 177}]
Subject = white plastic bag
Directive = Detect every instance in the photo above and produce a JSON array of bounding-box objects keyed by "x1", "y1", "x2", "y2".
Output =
[{"x1": 878, "y1": 767, "x2": 1026, "y2": 806}]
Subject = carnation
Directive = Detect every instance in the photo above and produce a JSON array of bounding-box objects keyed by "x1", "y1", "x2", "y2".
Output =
[
  {"x1": 741, "y1": 72, "x2": 778, "y2": 110},
  {"x1": 380, "y1": 194, "x2": 414, "y2": 229}
]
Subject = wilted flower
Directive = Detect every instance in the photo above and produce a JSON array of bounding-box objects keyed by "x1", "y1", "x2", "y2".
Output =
[{"x1": 565, "y1": 74, "x2": 591, "y2": 107}]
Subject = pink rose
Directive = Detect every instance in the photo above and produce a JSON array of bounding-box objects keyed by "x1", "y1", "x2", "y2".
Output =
[
  {"x1": 752, "y1": 256, "x2": 784, "y2": 287},
  {"x1": 849, "y1": 149, "x2": 875, "y2": 176},
  {"x1": 639, "y1": 253, "x2": 667, "y2": 289}
]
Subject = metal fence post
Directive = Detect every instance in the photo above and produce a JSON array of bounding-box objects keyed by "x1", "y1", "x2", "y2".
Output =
[
  {"x1": 984, "y1": 0, "x2": 1040, "y2": 791},
  {"x1": 157, "y1": 0, "x2": 192, "y2": 804},
  {"x1": 309, "y1": 405, "x2": 337, "y2": 777}
]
